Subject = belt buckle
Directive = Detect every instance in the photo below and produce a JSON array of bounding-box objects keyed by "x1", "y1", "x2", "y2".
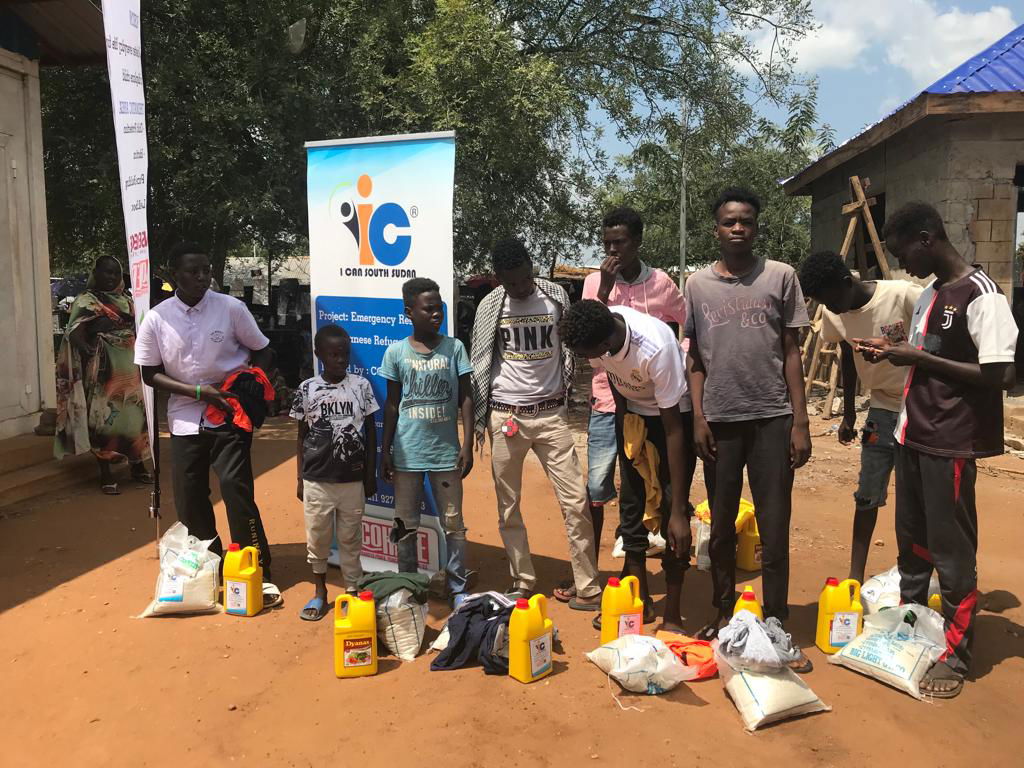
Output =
[{"x1": 520, "y1": 403, "x2": 539, "y2": 416}]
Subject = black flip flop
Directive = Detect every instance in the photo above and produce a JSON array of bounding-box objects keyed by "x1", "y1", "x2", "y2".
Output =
[
  {"x1": 568, "y1": 597, "x2": 600, "y2": 612},
  {"x1": 920, "y1": 661, "x2": 965, "y2": 698}
]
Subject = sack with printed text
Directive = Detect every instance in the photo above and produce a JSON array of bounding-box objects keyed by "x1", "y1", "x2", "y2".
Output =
[
  {"x1": 828, "y1": 604, "x2": 945, "y2": 699},
  {"x1": 716, "y1": 645, "x2": 830, "y2": 731},
  {"x1": 139, "y1": 522, "x2": 221, "y2": 617}
]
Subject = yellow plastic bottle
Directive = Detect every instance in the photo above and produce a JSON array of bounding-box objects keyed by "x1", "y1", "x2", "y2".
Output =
[
  {"x1": 600, "y1": 576, "x2": 644, "y2": 645},
  {"x1": 733, "y1": 585, "x2": 764, "y2": 620},
  {"x1": 334, "y1": 591, "x2": 378, "y2": 678},
  {"x1": 815, "y1": 577, "x2": 864, "y2": 654},
  {"x1": 223, "y1": 543, "x2": 263, "y2": 617},
  {"x1": 736, "y1": 517, "x2": 762, "y2": 572},
  {"x1": 509, "y1": 595, "x2": 554, "y2": 683}
]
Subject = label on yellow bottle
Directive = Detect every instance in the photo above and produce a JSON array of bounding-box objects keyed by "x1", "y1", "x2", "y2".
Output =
[
  {"x1": 530, "y1": 632, "x2": 552, "y2": 677},
  {"x1": 754, "y1": 544, "x2": 763, "y2": 565},
  {"x1": 226, "y1": 580, "x2": 247, "y2": 614},
  {"x1": 344, "y1": 638, "x2": 373, "y2": 667},
  {"x1": 618, "y1": 613, "x2": 642, "y2": 637},
  {"x1": 830, "y1": 611, "x2": 859, "y2": 646}
]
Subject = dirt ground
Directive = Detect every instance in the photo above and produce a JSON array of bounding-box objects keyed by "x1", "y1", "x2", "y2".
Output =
[{"x1": 3, "y1": 406, "x2": 1023, "y2": 767}]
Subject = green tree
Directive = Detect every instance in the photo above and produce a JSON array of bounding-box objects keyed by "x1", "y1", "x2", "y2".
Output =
[{"x1": 40, "y1": 0, "x2": 816, "y2": 277}]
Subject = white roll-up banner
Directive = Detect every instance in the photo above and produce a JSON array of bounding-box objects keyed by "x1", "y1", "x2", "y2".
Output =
[{"x1": 305, "y1": 132, "x2": 456, "y2": 573}]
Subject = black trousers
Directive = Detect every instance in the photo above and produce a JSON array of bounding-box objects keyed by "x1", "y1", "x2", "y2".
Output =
[
  {"x1": 170, "y1": 429, "x2": 272, "y2": 579},
  {"x1": 617, "y1": 411, "x2": 696, "y2": 584},
  {"x1": 705, "y1": 415, "x2": 793, "y2": 621},
  {"x1": 895, "y1": 445, "x2": 978, "y2": 675}
]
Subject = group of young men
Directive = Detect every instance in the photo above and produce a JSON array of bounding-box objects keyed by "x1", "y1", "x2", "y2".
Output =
[{"x1": 136, "y1": 187, "x2": 1017, "y2": 699}]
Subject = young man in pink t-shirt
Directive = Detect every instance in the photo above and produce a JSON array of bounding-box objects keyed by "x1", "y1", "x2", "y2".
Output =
[{"x1": 553, "y1": 207, "x2": 687, "y2": 604}]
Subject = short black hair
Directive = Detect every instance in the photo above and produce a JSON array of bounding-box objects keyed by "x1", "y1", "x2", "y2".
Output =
[
  {"x1": 402, "y1": 277, "x2": 440, "y2": 306},
  {"x1": 602, "y1": 207, "x2": 644, "y2": 240},
  {"x1": 491, "y1": 237, "x2": 531, "y2": 273},
  {"x1": 798, "y1": 251, "x2": 851, "y2": 299},
  {"x1": 559, "y1": 299, "x2": 617, "y2": 350},
  {"x1": 314, "y1": 324, "x2": 350, "y2": 350},
  {"x1": 711, "y1": 187, "x2": 761, "y2": 220},
  {"x1": 882, "y1": 202, "x2": 949, "y2": 247},
  {"x1": 167, "y1": 241, "x2": 208, "y2": 271}
]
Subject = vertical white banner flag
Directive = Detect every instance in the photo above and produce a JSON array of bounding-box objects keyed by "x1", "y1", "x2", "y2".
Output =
[
  {"x1": 305, "y1": 132, "x2": 456, "y2": 573},
  {"x1": 103, "y1": 0, "x2": 154, "y2": 450}
]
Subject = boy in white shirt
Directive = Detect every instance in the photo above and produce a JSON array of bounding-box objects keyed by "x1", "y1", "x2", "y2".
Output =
[{"x1": 560, "y1": 299, "x2": 694, "y2": 632}]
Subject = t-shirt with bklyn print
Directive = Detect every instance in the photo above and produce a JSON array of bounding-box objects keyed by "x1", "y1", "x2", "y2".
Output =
[{"x1": 290, "y1": 374, "x2": 379, "y2": 482}]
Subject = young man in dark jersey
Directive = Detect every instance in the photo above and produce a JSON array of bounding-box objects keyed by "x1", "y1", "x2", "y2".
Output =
[{"x1": 856, "y1": 202, "x2": 1017, "y2": 698}]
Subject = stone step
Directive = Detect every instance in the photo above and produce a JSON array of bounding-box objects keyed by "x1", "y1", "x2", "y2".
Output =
[
  {"x1": 0, "y1": 432, "x2": 63, "y2": 476},
  {"x1": 0, "y1": 448, "x2": 95, "y2": 509}
]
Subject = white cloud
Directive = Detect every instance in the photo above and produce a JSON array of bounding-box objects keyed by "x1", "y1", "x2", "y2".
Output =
[{"x1": 784, "y1": 1, "x2": 1018, "y2": 87}]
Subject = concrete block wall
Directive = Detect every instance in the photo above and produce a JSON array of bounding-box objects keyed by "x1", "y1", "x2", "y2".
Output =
[
  {"x1": 945, "y1": 114, "x2": 1023, "y2": 295},
  {"x1": 805, "y1": 114, "x2": 1022, "y2": 297}
]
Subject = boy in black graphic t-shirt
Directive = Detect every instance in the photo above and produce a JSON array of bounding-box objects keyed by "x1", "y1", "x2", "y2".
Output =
[
  {"x1": 856, "y1": 203, "x2": 1017, "y2": 698},
  {"x1": 291, "y1": 325, "x2": 379, "y2": 621}
]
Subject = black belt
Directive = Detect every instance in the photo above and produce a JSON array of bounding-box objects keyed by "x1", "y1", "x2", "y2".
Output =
[{"x1": 489, "y1": 396, "x2": 565, "y2": 416}]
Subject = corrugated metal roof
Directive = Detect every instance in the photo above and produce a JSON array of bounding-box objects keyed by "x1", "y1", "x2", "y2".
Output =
[
  {"x1": 784, "y1": 22, "x2": 1024, "y2": 195},
  {"x1": 925, "y1": 23, "x2": 1024, "y2": 93}
]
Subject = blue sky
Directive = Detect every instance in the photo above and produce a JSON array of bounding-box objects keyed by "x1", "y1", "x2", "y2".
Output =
[{"x1": 784, "y1": 0, "x2": 1019, "y2": 145}]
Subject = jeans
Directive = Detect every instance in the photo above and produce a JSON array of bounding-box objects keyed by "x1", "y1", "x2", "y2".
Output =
[
  {"x1": 586, "y1": 410, "x2": 618, "y2": 504},
  {"x1": 393, "y1": 469, "x2": 468, "y2": 595}
]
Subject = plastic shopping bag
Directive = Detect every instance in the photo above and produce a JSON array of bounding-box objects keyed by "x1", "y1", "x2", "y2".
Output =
[
  {"x1": 861, "y1": 565, "x2": 941, "y2": 614},
  {"x1": 140, "y1": 522, "x2": 221, "y2": 617},
  {"x1": 377, "y1": 588, "x2": 427, "y2": 662},
  {"x1": 586, "y1": 635, "x2": 698, "y2": 694}
]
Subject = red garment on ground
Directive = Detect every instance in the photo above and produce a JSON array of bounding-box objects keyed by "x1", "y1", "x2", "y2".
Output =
[
  {"x1": 203, "y1": 367, "x2": 275, "y2": 433},
  {"x1": 655, "y1": 631, "x2": 717, "y2": 680}
]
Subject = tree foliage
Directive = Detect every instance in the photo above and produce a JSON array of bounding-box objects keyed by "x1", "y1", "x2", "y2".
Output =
[{"x1": 40, "y1": 0, "x2": 819, "y2": 277}]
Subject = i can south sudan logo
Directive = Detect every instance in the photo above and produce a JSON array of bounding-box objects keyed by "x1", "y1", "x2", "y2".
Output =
[{"x1": 329, "y1": 174, "x2": 418, "y2": 267}]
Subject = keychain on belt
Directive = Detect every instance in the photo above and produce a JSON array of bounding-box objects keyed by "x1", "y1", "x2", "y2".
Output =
[{"x1": 501, "y1": 416, "x2": 519, "y2": 438}]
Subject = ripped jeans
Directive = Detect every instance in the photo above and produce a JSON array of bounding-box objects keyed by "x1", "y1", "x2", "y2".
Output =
[{"x1": 392, "y1": 469, "x2": 468, "y2": 595}]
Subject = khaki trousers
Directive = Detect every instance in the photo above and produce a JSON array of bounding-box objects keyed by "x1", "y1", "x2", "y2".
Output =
[
  {"x1": 303, "y1": 480, "x2": 364, "y2": 589},
  {"x1": 489, "y1": 407, "x2": 600, "y2": 598}
]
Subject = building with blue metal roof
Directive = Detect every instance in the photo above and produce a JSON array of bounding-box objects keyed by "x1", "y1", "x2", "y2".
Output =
[{"x1": 784, "y1": 23, "x2": 1024, "y2": 303}]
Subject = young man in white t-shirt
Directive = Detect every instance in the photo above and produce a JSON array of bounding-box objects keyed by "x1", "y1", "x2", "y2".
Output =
[
  {"x1": 798, "y1": 250, "x2": 923, "y2": 583},
  {"x1": 470, "y1": 238, "x2": 601, "y2": 609},
  {"x1": 561, "y1": 300, "x2": 694, "y2": 632}
]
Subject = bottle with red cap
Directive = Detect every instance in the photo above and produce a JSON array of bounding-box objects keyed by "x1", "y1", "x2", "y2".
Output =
[
  {"x1": 334, "y1": 590, "x2": 378, "y2": 677},
  {"x1": 732, "y1": 585, "x2": 764, "y2": 620},
  {"x1": 509, "y1": 594, "x2": 554, "y2": 683},
  {"x1": 600, "y1": 575, "x2": 644, "y2": 645},
  {"x1": 815, "y1": 577, "x2": 863, "y2": 654},
  {"x1": 223, "y1": 542, "x2": 263, "y2": 616}
]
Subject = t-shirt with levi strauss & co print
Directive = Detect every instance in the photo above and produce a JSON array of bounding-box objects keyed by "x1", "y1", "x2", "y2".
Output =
[{"x1": 684, "y1": 259, "x2": 809, "y2": 422}]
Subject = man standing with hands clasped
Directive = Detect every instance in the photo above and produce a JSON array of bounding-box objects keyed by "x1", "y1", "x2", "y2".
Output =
[{"x1": 855, "y1": 202, "x2": 1017, "y2": 698}]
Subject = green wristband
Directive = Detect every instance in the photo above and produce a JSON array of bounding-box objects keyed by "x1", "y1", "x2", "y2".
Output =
[{"x1": 195, "y1": 384, "x2": 201, "y2": 400}]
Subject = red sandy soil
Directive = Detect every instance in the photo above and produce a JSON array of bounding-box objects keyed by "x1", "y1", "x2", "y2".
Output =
[{"x1": 2, "y1": 413, "x2": 1022, "y2": 767}]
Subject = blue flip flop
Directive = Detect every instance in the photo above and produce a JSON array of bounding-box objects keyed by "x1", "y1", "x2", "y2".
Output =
[{"x1": 299, "y1": 596, "x2": 329, "y2": 621}]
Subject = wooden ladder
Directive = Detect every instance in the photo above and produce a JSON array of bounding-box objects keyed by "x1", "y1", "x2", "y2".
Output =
[{"x1": 803, "y1": 175, "x2": 892, "y2": 416}]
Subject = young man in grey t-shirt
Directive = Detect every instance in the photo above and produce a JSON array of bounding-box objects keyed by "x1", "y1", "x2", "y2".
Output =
[{"x1": 685, "y1": 187, "x2": 813, "y2": 673}]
